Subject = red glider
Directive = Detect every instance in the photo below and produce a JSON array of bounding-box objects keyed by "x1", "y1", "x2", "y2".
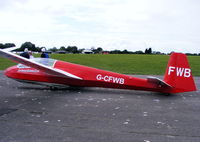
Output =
[{"x1": 0, "y1": 48, "x2": 197, "y2": 94}]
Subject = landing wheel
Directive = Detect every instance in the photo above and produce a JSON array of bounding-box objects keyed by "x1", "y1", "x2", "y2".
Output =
[{"x1": 49, "y1": 86, "x2": 58, "y2": 90}]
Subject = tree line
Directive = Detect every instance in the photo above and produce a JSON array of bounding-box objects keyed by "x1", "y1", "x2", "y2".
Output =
[{"x1": 0, "y1": 42, "x2": 199, "y2": 55}]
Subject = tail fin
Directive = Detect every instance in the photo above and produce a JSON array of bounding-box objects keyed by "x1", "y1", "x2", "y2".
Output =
[{"x1": 163, "y1": 53, "x2": 197, "y2": 93}]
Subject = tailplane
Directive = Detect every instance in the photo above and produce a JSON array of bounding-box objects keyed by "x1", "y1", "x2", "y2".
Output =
[{"x1": 163, "y1": 53, "x2": 197, "y2": 93}]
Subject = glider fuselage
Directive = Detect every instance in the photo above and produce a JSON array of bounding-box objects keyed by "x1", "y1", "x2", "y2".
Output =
[{"x1": 4, "y1": 58, "x2": 171, "y2": 93}]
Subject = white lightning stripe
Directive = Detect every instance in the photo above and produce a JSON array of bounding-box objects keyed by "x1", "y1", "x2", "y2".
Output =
[{"x1": 53, "y1": 68, "x2": 82, "y2": 80}]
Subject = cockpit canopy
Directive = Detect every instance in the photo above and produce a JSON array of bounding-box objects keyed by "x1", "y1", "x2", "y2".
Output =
[
  {"x1": 17, "y1": 58, "x2": 57, "y2": 68},
  {"x1": 31, "y1": 58, "x2": 57, "y2": 67}
]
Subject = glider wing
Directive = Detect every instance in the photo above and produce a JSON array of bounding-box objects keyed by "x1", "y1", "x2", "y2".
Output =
[{"x1": 0, "y1": 48, "x2": 82, "y2": 80}]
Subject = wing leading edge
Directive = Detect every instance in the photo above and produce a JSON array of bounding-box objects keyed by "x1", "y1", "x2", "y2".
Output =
[{"x1": 0, "y1": 48, "x2": 82, "y2": 80}]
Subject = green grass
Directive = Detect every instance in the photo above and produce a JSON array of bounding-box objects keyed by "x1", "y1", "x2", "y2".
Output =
[
  {"x1": 187, "y1": 56, "x2": 200, "y2": 76},
  {"x1": 0, "y1": 54, "x2": 199, "y2": 76},
  {"x1": 0, "y1": 58, "x2": 17, "y2": 70}
]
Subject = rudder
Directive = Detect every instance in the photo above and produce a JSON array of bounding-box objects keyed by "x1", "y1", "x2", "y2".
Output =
[{"x1": 163, "y1": 53, "x2": 197, "y2": 93}]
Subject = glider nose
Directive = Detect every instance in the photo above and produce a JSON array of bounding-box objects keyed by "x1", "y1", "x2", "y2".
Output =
[{"x1": 4, "y1": 66, "x2": 17, "y2": 78}]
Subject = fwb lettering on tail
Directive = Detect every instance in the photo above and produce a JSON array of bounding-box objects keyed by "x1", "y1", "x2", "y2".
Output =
[{"x1": 168, "y1": 66, "x2": 191, "y2": 77}]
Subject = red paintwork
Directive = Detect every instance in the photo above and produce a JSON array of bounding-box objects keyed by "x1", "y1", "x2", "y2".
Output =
[
  {"x1": 4, "y1": 53, "x2": 197, "y2": 94},
  {"x1": 4, "y1": 62, "x2": 169, "y2": 93},
  {"x1": 163, "y1": 53, "x2": 197, "y2": 93}
]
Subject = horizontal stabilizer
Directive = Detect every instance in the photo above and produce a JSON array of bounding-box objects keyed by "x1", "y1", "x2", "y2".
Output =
[{"x1": 147, "y1": 76, "x2": 172, "y2": 88}]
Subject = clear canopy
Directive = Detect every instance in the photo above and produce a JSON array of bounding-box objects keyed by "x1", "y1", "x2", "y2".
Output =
[
  {"x1": 31, "y1": 58, "x2": 57, "y2": 67},
  {"x1": 17, "y1": 58, "x2": 57, "y2": 69}
]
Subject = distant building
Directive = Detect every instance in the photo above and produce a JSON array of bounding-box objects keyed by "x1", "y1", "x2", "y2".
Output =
[
  {"x1": 102, "y1": 51, "x2": 109, "y2": 54},
  {"x1": 45, "y1": 50, "x2": 52, "y2": 54},
  {"x1": 55, "y1": 50, "x2": 67, "y2": 54},
  {"x1": 82, "y1": 49, "x2": 93, "y2": 54}
]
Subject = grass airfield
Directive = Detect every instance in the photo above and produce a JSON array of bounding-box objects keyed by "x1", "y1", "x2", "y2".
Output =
[{"x1": 0, "y1": 54, "x2": 199, "y2": 76}]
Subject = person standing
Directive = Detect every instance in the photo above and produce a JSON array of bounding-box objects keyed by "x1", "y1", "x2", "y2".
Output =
[
  {"x1": 20, "y1": 48, "x2": 30, "y2": 59},
  {"x1": 41, "y1": 48, "x2": 49, "y2": 58},
  {"x1": 29, "y1": 51, "x2": 34, "y2": 59}
]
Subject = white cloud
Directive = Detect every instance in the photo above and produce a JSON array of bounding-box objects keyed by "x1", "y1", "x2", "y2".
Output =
[{"x1": 0, "y1": 0, "x2": 200, "y2": 53}]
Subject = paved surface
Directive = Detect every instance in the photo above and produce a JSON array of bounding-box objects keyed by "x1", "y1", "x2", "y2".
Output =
[{"x1": 0, "y1": 71, "x2": 199, "y2": 142}]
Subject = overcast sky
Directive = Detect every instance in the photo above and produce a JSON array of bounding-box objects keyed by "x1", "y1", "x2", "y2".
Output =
[{"x1": 0, "y1": 0, "x2": 200, "y2": 53}]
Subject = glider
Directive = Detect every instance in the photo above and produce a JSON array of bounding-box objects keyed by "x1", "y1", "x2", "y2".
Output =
[{"x1": 0, "y1": 48, "x2": 197, "y2": 94}]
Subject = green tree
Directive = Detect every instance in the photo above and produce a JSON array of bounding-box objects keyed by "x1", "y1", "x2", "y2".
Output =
[
  {"x1": 60, "y1": 46, "x2": 66, "y2": 51},
  {"x1": 122, "y1": 49, "x2": 129, "y2": 54},
  {"x1": 110, "y1": 50, "x2": 122, "y2": 54},
  {"x1": 66, "y1": 46, "x2": 78, "y2": 53},
  {"x1": 17, "y1": 42, "x2": 38, "y2": 52},
  {"x1": 145, "y1": 49, "x2": 148, "y2": 54},
  {"x1": 149, "y1": 48, "x2": 152, "y2": 54},
  {"x1": 0, "y1": 43, "x2": 4, "y2": 49},
  {"x1": 78, "y1": 48, "x2": 85, "y2": 53},
  {"x1": 145, "y1": 48, "x2": 152, "y2": 54},
  {"x1": 96, "y1": 47, "x2": 103, "y2": 53},
  {"x1": 134, "y1": 50, "x2": 144, "y2": 54},
  {"x1": 4, "y1": 43, "x2": 15, "y2": 48},
  {"x1": 0, "y1": 43, "x2": 15, "y2": 49},
  {"x1": 50, "y1": 47, "x2": 58, "y2": 52}
]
